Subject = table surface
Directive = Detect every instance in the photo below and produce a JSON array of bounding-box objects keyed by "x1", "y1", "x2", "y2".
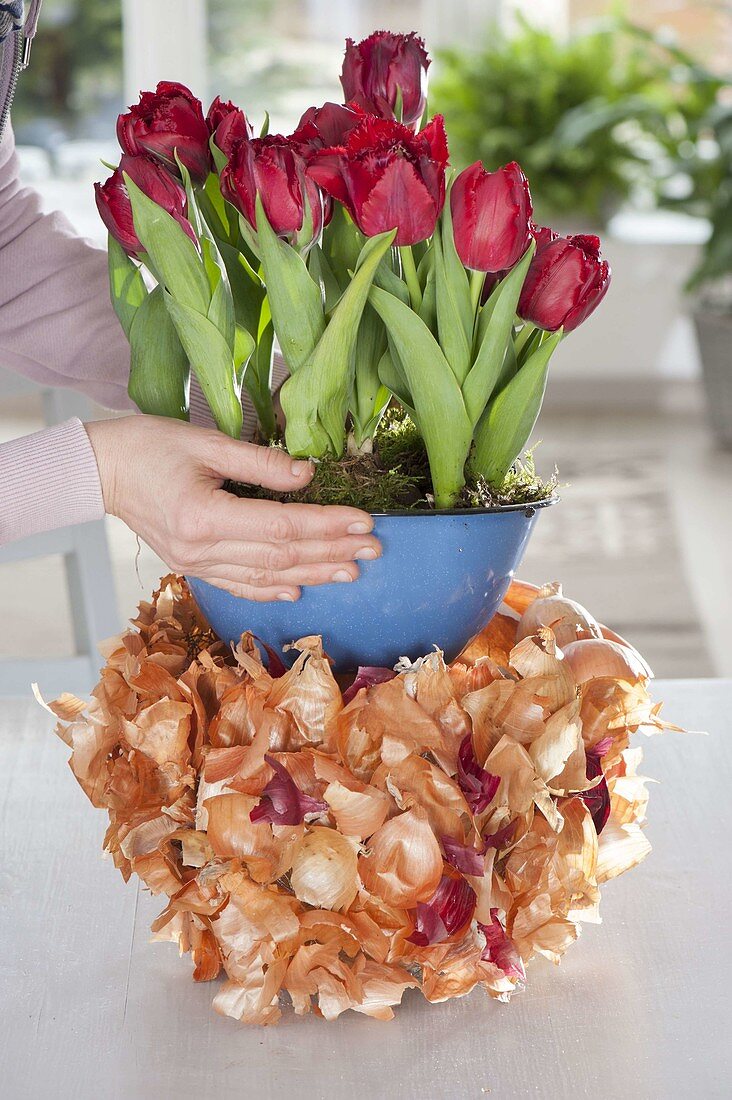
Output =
[{"x1": 1, "y1": 679, "x2": 730, "y2": 1100}]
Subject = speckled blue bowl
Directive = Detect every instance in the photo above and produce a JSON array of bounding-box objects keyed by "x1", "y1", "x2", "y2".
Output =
[{"x1": 188, "y1": 500, "x2": 555, "y2": 672}]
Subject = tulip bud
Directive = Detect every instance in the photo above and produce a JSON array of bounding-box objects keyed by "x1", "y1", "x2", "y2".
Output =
[
  {"x1": 206, "y1": 95, "x2": 253, "y2": 158},
  {"x1": 94, "y1": 154, "x2": 196, "y2": 255},
  {"x1": 518, "y1": 229, "x2": 611, "y2": 332},
  {"x1": 341, "y1": 31, "x2": 430, "y2": 130},
  {"x1": 309, "y1": 114, "x2": 448, "y2": 246},
  {"x1": 220, "y1": 135, "x2": 324, "y2": 251},
  {"x1": 291, "y1": 101, "x2": 365, "y2": 160},
  {"x1": 117, "y1": 81, "x2": 212, "y2": 183},
  {"x1": 450, "y1": 161, "x2": 533, "y2": 273}
]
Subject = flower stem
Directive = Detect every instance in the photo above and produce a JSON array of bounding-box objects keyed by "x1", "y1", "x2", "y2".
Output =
[
  {"x1": 514, "y1": 321, "x2": 537, "y2": 358},
  {"x1": 399, "y1": 245, "x2": 422, "y2": 312},
  {"x1": 469, "y1": 269, "x2": 485, "y2": 317}
]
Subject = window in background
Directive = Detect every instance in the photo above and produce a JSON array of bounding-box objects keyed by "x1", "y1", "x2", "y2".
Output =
[
  {"x1": 207, "y1": 0, "x2": 502, "y2": 133},
  {"x1": 11, "y1": 0, "x2": 124, "y2": 241}
]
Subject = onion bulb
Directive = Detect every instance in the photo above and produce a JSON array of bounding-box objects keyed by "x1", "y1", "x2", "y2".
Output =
[
  {"x1": 516, "y1": 582, "x2": 603, "y2": 648},
  {"x1": 562, "y1": 638, "x2": 649, "y2": 684},
  {"x1": 290, "y1": 827, "x2": 359, "y2": 911}
]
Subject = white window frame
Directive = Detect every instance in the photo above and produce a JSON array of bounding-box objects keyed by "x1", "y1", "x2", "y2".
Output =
[{"x1": 121, "y1": 0, "x2": 208, "y2": 102}]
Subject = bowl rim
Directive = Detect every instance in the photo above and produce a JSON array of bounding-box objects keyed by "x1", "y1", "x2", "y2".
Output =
[{"x1": 369, "y1": 494, "x2": 559, "y2": 518}]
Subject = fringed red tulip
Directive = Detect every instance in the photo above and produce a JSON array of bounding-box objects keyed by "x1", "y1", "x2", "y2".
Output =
[
  {"x1": 341, "y1": 31, "x2": 430, "y2": 129},
  {"x1": 309, "y1": 114, "x2": 448, "y2": 246},
  {"x1": 292, "y1": 102, "x2": 366, "y2": 159},
  {"x1": 206, "y1": 95, "x2": 253, "y2": 158},
  {"x1": 117, "y1": 81, "x2": 212, "y2": 183},
  {"x1": 221, "y1": 135, "x2": 324, "y2": 249},
  {"x1": 95, "y1": 154, "x2": 196, "y2": 255},
  {"x1": 519, "y1": 228, "x2": 611, "y2": 332}
]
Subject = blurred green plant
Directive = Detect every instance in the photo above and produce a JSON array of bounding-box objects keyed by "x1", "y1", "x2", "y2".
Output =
[
  {"x1": 685, "y1": 102, "x2": 732, "y2": 300},
  {"x1": 432, "y1": 16, "x2": 724, "y2": 225},
  {"x1": 13, "y1": 0, "x2": 122, "y2": 127}
]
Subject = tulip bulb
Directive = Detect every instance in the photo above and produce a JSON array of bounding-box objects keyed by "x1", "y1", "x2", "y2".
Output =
[{"x1": 516, "y1": 582, "x2": 603, "y2": 648}]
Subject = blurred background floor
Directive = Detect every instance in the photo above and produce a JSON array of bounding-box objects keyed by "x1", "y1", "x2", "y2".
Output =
[{"x1": 1, "y1": 389, "x2": 728, "y2": 681}]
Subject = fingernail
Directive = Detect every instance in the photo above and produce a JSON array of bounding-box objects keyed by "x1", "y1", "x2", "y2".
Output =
[
  {"x1": 277, "y1": 592, "x2": 296, "y2": 601},
  {"x1": 333, "y1": 570, "x2": 353, "y2": 583},
  {"x1": 354, "y1": 547, "x2": 378, "y2": 560},
  {"x1": 347, "y1": 521, "x2": 371, "y2": 534},
  {"x1": 291, "y1": 460, "x2": 311, "y2": 478}
]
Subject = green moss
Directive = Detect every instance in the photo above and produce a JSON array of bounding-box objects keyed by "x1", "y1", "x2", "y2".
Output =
[
  {"x1": 462, "y1": 451, "x2": 559, "y2": 509},
  {"x1": 226, "y1": 416, "x2": 557, "y2": 511}
]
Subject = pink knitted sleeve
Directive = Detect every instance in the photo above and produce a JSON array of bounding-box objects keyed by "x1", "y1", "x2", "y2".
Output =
[
  {"x1": 0, "y1": 418, "x2": 104, "y2": 543},
  {"x1": 0, "y1": 124, "x2": 128, "y2": 545}
]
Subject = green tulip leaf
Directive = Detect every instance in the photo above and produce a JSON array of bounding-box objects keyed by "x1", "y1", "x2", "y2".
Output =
[
  {"x1": 471, "y1": 328, "x2": 562, "y2": 486},
  {"x1": 255, "y1": 193, "x2": 325, "y2": 373},
  {"x1": 434, "y1": 200, "x2": 473, "y2": 383},
  {"x1": 164, "y1": 292, "x2": 243, "y2": 439},
  {"x1": 350, "y1": 301, "x2": 389, "y2": 446},
  {"x1": 462, "y1": 242, "x2": 535, "y2": 425},
  {"x1": 125, "y1": 174, "x2": 210, "y2": 315},
  {"x1": 107, "y1": 234, "x2": 147, "y2": 340},
  {"x1": 282, "y1": 229, "x2": 396, "y2": 457},
  {"x1": 244, "y1": 313, "x2": 277, "y2": 440},
  {"x1": 218, "y1": 240, "x2": 266, "y2": 344},
  {"x1": 308, "y1": 244, "x2": 343, "y2": 314},
  {"x1": 369, "y1": 283, "x2": 472, "y2": 507},
  {"x1": 378, "y1": 346, "x2": 415, "y2": 417},
  {"x1": 128, "y1": 285, "x2": 190, "y2": 420}
]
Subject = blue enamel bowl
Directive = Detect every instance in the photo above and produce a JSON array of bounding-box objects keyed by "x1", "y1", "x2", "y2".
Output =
[{"x1": 188, "y1": 500, "x2": 555, "y2": 672}]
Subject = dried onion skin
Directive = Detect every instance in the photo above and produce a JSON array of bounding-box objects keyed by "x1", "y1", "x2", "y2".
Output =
[{"x1": 46, "y1": 575, "x2": 670, "y2": 1026}]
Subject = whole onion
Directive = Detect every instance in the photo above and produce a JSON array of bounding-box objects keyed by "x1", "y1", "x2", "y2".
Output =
[
  {"x1": 561, "y1": 638, "x2": 649, "y2": 684},
  {"x1": 516, "y1": 582, "x2": 603, "y2": 648}
]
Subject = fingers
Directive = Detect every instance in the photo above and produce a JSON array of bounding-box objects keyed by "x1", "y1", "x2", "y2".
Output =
[
  {"x1": 203, "y1": 436, "x2": 314, "y2": 493},
  {"x1": 205, "y1": 577, "x2": 302, "y2": 603},
  {"x1": 206, "y1": 559, "x2": 361, "y2": 590},
  {"x1": 204, "y1": 534, "x2": 381, "y2": 572},
  {"x1": 209, "y1": 492, "x2": 376, "y2": 543}
]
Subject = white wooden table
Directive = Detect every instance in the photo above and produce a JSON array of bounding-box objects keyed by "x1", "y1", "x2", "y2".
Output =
[{"x1": 1, "y1": 680, "x2": 729, "y2": 1099}]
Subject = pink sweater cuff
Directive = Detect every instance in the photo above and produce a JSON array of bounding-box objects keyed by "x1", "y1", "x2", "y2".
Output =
[{"x1": 0, "y1": 418, "x2": 104, "y2": 545}]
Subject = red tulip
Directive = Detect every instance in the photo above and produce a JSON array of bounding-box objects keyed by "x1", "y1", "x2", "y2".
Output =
[
  {"x1": 341, "y1": 31, "x2": 429, "y2": 130},
  {"x1": 291, "y1": 101, "x2": 365, "y2": 160},
  {"x1": 308, "y1": 114, "x2": 448, "y2": 246},
  {"x1": 220, "y1": 135, "x2": 324, "y2": 249},
  {"x1": 518, "y1": 229, "x2": 611, "y2": 332},
  {"x1": 206, "y1": 95, "x2": 252, "y2": 158},
  {"x1": 95, "y1": 154, "x2": 196, "y2": 255},
  {"x1": 451, "y1": 161, "x2": 533, "y2": 273},
  {"x1": 117, "y1": 81, "x2": 212, "y2": 183}
]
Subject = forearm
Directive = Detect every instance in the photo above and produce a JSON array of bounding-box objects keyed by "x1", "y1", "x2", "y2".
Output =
[
  {"x1": 0, "y1": 127, "x2": 133, "y2": 410},
  {"x1": 0, "y1": 419, "x2": 104, "y2": 545}
]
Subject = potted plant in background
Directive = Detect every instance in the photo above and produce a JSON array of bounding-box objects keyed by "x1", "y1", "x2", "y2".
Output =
[
  {"x1": 432, "y1": 16, "x2": 723, "y2": 397},
  {"x1": 686, "y1": 102, "x2": 732, "y2": 449},
  {"x1": 96, "y1": 31, "x2": 610, "y2": 670}
]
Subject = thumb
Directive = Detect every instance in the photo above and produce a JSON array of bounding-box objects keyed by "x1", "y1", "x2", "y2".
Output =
[{"x1": 205, "y1": 436, "x2": 314, "y2": 492}]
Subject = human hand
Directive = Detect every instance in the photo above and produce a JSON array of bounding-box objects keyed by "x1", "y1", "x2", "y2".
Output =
[{"x1": 85, "y1": 416, "x2": 381, "y2": 601}]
